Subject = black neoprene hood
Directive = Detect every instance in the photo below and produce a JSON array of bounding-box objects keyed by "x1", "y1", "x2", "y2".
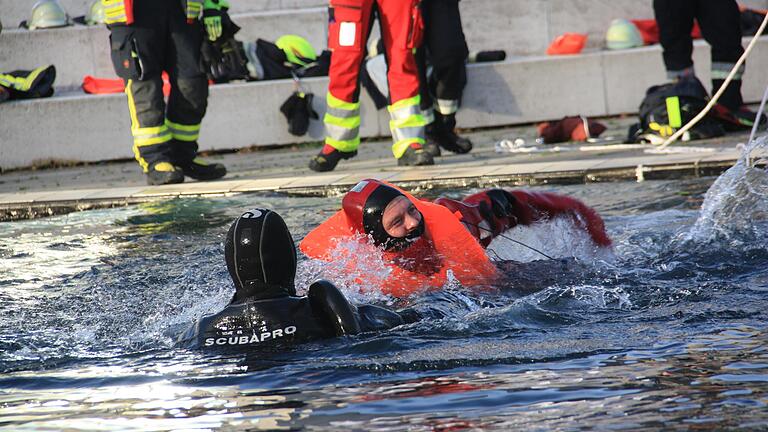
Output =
[{"x1": 224, "y1": 209, "x2": 297, "y2": 301}]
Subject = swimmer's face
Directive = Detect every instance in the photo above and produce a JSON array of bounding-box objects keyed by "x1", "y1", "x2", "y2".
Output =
[{"x1": 382, "y1": 196, "x2": 423, "y2": 238}]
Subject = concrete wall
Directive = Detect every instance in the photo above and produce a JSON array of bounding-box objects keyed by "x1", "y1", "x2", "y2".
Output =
[
  {"x1": 0, "y1": 0, "x2": 324, "y2": 26},
  {"x1": 0, "y1": 8, "x2": 328, "y2": 90},
  {"x1": 5, "y1": 0, "x2": 768, "y2": 88},
  {"x1": 4, "y1": 36, "x2": 768, "y2": 170}
]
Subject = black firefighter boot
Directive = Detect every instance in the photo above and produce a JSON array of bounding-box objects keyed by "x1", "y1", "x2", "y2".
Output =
[
  {"x1": 713, "y1": 79, "x2": 767, "y2": 131},
  {"x1": 172, "y1": 140, "x2": 227, "y2": 181},
  {"x1": 428, "y1": 112, "x2": 473, "y2": 154}
]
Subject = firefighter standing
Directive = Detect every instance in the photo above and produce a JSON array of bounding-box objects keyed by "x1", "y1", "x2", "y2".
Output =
[
  {"x1": 417, "y1": 0, "x2": 472, "y2": 157},
  {"x1": 103, "y1": 0, "x2": 227, "y2": 185},
  {"x1": 309, "y1": 0, "x2": 434, "y2": 172},
  {"x1": 653, "y1": 0, "x2": 758, "y2": 127}
]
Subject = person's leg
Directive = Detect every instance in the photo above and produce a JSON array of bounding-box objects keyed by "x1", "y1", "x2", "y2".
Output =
[
  {"x1": 309, "y1": 0, "x2": 374, "y2": 172},
  {"x1": 414, "y1": 27, "x2": 439, "y2": 156},
  {"x1": 422, "y1": 0, "x2": 471, "y2": 154},
  {"x1": 653, "y1": 0, "x2": 696, "y2": 80},
  {"x1": 697, "y1": 0, "x2": 744, "y2": 110},
  {"x1": 110, "y1": 0, "x2": 180, "y2": 184},
  {"x1": 379, "y1": 0, "x2": 432, "y2": 166},
  {"x1": 167, "y1": 0, "x2": 226, "y2": 180}
]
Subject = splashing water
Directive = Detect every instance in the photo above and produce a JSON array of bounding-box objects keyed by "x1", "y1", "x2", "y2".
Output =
[
  {"x1": 296, "y1": 234, "x2": 397, "y2": 305},
  {"x1": 487, "y1": 217, "x2": 612, "y2": 263},
  {"x1": 685, "y1": 135, "x2": 768, "y2": 243}
]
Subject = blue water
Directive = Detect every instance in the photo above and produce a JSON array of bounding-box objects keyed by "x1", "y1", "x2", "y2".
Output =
[{"x1": 1, "y1": 148, "x2": 768, "y2": 430}]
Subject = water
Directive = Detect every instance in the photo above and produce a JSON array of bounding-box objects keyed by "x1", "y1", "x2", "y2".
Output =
[{"x1": 1, "y1": 145, "x2": 768, "y2": 430}]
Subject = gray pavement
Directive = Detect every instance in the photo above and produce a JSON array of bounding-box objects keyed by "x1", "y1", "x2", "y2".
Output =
[{"x1": 0, "y1": 115, "x2": 762, "y2": 222}]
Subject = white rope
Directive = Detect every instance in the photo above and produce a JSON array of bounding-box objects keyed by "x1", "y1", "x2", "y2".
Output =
[
  {"x1": 748, "y1": 83, "x2": 768, "y2": 145},
  {"x1": 656, "y1": 12, "x2": 768, "y2": 150}
]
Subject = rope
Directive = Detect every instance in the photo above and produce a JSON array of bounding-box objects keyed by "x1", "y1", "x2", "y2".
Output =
[
  {"x1": 460, "y1": 221, "x2": 555, "y2": 260},
  {"x1": 656, "y1": 12, "x2": 768, "y2": 150}
]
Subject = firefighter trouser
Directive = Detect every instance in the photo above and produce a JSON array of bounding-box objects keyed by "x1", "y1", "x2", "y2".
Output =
[
  {"x1": 653, "y1": 0, "x2": 744, "y2": 108},
  {"x1": 108, "y1": 0, "x2": 208, "y2": 172},
  {"x1": 325, "y1": 0, "x2": 426, "y2": 158},
  {"x1": 416, "y1": 0, "x2": 468, "y2": 124}
]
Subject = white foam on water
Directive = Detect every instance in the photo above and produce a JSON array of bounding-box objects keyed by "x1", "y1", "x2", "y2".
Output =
[
  {"x1": 486, "y1": 217, "x2": 613, "y2": 263},
  {"x1": 296, "y1": 234, "x2": 398, "y2": 306},
  {"x1": 684, "y1": 136, "x2": 768, "y2": 243}
]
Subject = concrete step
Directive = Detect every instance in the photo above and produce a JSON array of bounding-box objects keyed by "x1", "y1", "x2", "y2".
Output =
[
  {"x1": 0, "y1": 0, "x2": 325, "y2": 27},
  {"x1": 6, "y1": 0, "x2": 768, "y2": 89},
  {"x1": 3, "y1": 35, "x2": 768, "y2": 171},
  {"x1": 0, "y1": 0, "x2": 712, "y2": 90},
  {"x1": 0, "y1": 7, "x2": 328, "y2": 91}
]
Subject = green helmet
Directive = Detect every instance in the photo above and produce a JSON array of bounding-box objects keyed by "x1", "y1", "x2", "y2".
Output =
[
  {"x1": 276, "y1": 35, "x2": 317, "y2": 67},
  {"x1": 28, "y1": 0, "x2": 70, "y2": 30},
  {"x1": 85, "y1": 0, "x2": 106, "y2": 25},
  {"x1": 605, "y1": 19, "x2": 643, "y2": 50}
]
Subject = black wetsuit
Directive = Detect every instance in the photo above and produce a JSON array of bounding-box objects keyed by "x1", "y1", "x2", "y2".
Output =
[
  {"x1": 181, "y1": 208, "x2": 408, "y2": 350},
  {"x1": 180, "y1": 281, "x2": 406, "y2": 350}
]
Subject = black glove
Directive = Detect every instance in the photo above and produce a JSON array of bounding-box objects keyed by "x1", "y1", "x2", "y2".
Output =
[
  {"x1": 201, "y1": 38, "x2": 249, "y2": 83},
  {"x1": 280, "y1": 92, "x2": 319, "y2": 136},
  {"x1": 477, "y1": 189, "x2": 517, "y2": 233}
]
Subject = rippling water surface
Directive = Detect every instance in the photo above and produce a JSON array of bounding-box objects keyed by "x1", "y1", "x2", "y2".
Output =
[{"x1": 2, "y1": 146, "x2": 768, "y2": 430}]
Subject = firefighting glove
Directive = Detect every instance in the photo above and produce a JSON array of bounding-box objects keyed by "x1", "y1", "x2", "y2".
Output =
[
  {"x1": 203, "y1": 0, "x2": 224, "y2": 41},
  {"x1": 280, "y1": 92, "x2": 319, "y2": 136},
  {"x1": 477, "y1": 189, "x2": 517, "y2": 232}
]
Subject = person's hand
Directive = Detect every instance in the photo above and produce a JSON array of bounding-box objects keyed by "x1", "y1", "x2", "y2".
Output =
[
  {"x1": 476, "y1": 189, "x2": 517, "y2": 233},
  {"x1": 484, "y1": 189, "x2": 516, "y2": 219},
  {"x1": 203, "y1": 0, "x2": 223, "y2": 41}
]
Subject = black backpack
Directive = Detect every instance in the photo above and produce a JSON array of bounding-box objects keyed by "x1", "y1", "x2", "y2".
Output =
[{"x1": 628, "y1": 77, "x2": 724, "y2": 144}]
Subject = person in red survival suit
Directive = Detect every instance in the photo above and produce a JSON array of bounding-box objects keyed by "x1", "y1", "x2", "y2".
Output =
[
  {"x1": 300, "y1": 179, "x2": 611, "y2": 298},
  {"x1": 308, "y1": 0, "x2": 434, "y2": 172}
]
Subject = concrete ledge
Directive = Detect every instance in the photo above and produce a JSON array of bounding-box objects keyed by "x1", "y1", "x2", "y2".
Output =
[
  {"x1": 4, "y1": 36, "x2": 768, "y2": 170},
  {"x1": 0, "y1": 147, "x2": 753, "y2": 222},
  {"x1": 0, "y1": 0, "x2": 327, "y2": 27},
  {"x1": 0, "y1": 8, "x2": 328, "y2": 90}
]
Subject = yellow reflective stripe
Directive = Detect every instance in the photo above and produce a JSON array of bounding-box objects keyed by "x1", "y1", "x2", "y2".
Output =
[
  {"x1": 388, "y1": 94, "x2": 420, "y2": 111},
  {"x1": 388, "y1": 97, "x2": 421, "y2": 121},
  {"x1": 0, "y1": 75, "x2": 22, "y2": 89},
  {"x1": 132, "y1": 125, "x2": 171, "y2": 146},
  {"x1": 102, "y1": 0, "x2": 127, "y2": 23},
  {"x1": 20, "y1": 67, "x2": 46, "y2": 91},
  {"x1": 134, "y1": 135, "x2": 172, "y2": 146},
  {"x1": 133, "y1": 126, "x2": 166, "y2": 135},
  {"x1": 187, "y1": 1, "x2": 203, "y2": 19},
  {"x1": 0, "y1": 67, "x2": 46, "y2": 92},
  {"x1": 325, "y1": 122, "x2": 359, "y2": 142},
  {"x1": 165, "y1": 120, "x2": 200, "y2": 132},
  {"x1": 326, "y1": 105, "x2": 359, "y2": 119},
  {"x1": 165, "y1": 119, "x2": 201, "y2": 141},
  {"x1": 325, "y1": 112, "x2": 360, "y2": 142},
  {"x1": 125, "y1": 79, "x2": 140, "y2": 131},
  {"x1": 324, "y1": 112, "x2": 360, "y2": 129},
  {"x1": 325, "y1": 136, "x2": 360, "y2": 152},
  {"x1": 391, "y1": 125, "x2": 425, "y2": 143},
  {"x1": 392, "y1": 137, "x2": 425, "y2": 159},
  {"x1": 327, "y1": 92, "x2": 360, "y2": 111},
  {"x1": 390, "y1": 113, "x2": 426, "y2": 131},
  {"x1": 665, "y1": 96, "x2": 682, "y2": 129}
]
